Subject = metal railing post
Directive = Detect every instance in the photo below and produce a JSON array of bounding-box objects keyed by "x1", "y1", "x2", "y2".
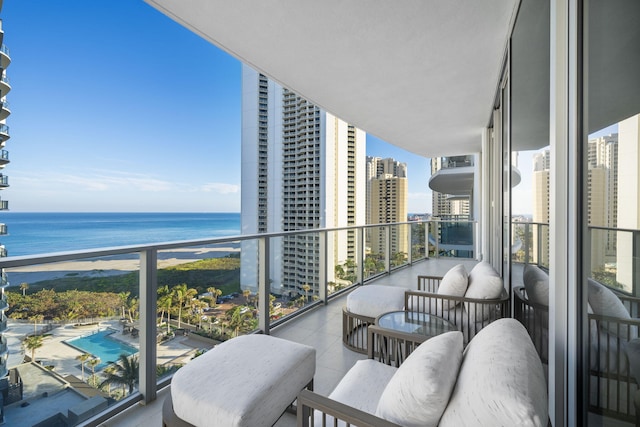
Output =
[
  {"x1": 424, "y1": 221, "x2": 429, "y2": 260},
  {"x1": 357, "y1": 227, "x2": 364, "y2": 284},
  {"x1": 435, "y1": 222, "x2": 440, "y2": 259},
  {"x1": 319, "y1": 231, "x2": 327, "y2": 304},
  {"x1": 139, "y1": 249, "x2": 157, "y2": 404},
  {"x1": 407, "y1": 223, "x2": 413, "y2": 265},
  {"x1": 385, "y1": 225, "x2": 391, "y2": 273},
  {"x1": 634, "y1": 230, "x2": 640, "y2": 297},
  {"x1": 524, "y1": 223, "x2": 531, "y2": 264},
  {"x1": 258, "y1": 236, "x2": 270, "y2": 334}
]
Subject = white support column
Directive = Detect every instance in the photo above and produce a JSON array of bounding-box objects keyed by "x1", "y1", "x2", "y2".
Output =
[{"x1": 550, "y1": 0, "x2": 581, "y2": 424}]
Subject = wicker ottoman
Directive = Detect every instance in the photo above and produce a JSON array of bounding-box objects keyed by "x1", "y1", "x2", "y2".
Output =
[
  {"x1": 164, "y1": 334, "x2": 315, "y2": 427},
  {"x1": 342, "y1": 285, "x2": 407, "y2": 353}
]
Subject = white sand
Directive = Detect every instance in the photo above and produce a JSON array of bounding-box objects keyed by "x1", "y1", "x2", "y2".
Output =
[{"x1": 5, "y1": 247, "x2": 240, "y2": 284}]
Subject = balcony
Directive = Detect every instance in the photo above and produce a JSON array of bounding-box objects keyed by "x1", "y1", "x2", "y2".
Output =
[
  {"x1": 0, "y1": 74, "x2": 9, "y2": 96},
  {"x1": 0, "y1": 220, "x2": 476, "y2": 426},
  {"x1": 0, "y1": 124, "x2": 9, "y2": 143},
  {"x1": 0, "y1": 174, "x2": 8, "y2": 188},
  {"x1": 0, "y1": 99, "x2": 10, "y2": 121},
  {"x1": 0, "y1": 44, "x2": 9, "y2": 70}
]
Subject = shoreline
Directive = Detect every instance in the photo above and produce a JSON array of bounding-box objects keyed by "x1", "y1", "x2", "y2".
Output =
[{"x1": 5, "y1": 247, "x2": 240, "y2": 285}]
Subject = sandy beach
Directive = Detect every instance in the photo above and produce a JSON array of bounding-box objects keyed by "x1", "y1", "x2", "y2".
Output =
[{"x1": 5, "y1": 246, "x2": 240, "y2": 284}]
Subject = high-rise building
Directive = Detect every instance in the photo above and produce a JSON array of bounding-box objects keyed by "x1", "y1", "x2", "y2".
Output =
[
  {"x1": 370, "y1": 174, "x2": 408, "y2": 256},
  {"x1": 240, "y1": 65, "x2": 366, "y2": 296},
  {"x1": 0, "y1": 3, "x2": 11, "y2": 420},
  {"x1": 365, "y1": 157, "x2": 408, "y2": 256},
  {"x1": 365, "y1": 156, "x2": 407, "y2": 223},
  {"x1": 532, "y1": 149, "x2": 551, "y2": 266}
]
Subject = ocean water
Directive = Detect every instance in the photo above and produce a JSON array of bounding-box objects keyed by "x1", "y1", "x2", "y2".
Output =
[{"x1": 0, "y1": 212, "x2": 241, "y2": 256}]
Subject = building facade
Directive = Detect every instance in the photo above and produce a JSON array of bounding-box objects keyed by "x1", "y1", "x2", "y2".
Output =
[
  {"x1": 366, "y1": 157, "x2": 408, "y2": 257},
  {"x1": 0, "y1": 2, "x2": 11, "y2": 420},
  {"x1": 240, "y1": 65, "x2": 366, "y2": 296}
]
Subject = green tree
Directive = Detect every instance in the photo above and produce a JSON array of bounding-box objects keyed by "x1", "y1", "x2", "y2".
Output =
[
  {"x1": 207, "y1": 286, "x2": 222, "y2": 308},
  {"x1": 88, "y1": 357, "x2": 101, "y2": 387},
  {"x1": 76, "y1": 352, "x2": 91, "y2": 381},
  {"x1": 101, "y1": 354, "x2": 139, "y2": 396},
  {"x1": 157, "y1": 285, "x2": 171, "y2": 327},
  {"x1": 117, "y1": 292, "x2": 130, "y2": 319},
  {"x1": 19, "y1": 282, "x2": 29, "y2": 296},
  {"x1": 22, "y1": 335, "x2": 44, "y2": 362},
  {"x1": 301, "y1": 284, "x2": 311, "y2": 302},
  {"x1": 172, "y1": 284, "x2": 197, "y2": 328}
]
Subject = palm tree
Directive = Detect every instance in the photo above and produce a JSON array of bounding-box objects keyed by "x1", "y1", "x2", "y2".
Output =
[
  {"x1": 157, "y1": 285, "x2": 173, "y2": 333},
  {"x1": 117, "y1": 292, "x2": 130, "y2": 319},
  {"x1": 19, "y1": 282, "x2": 29, "y2": 296},
  {"x1": 172, "y1": 283, "x2": 197, "y2": 328},
  {"x1": 28, "y1": 314, "x2": 43, "y2": 335},
  {"x1": 301, "y1": 284, "x2": 311, "y2": 302},
  {"x1": 101, "y1": 354, "x2": 139, "y2": 396},
  {"x1": 76, "y1": 352, "x2": 91, "y2": 381},
  {"x1": 102, "y1": 365, "x2": 118, "y2": 395},
  {"x1": 242, "y1": 289, "x2": 251, "y2": 304},
  {"x1": 207, "y1": 286, "x2": 222, "y2": 307},
  {"x1": 127, "y1": 297, "x2": 139, "y2": 323},
  {"x1": 22, "y1": 335, "x2": 44, "y2": 362},
  {"x1": 88, "y1": 357, "x2": 101, "y2": 387}
]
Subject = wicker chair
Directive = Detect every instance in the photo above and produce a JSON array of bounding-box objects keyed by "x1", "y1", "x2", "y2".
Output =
[{"x1": 514, "y1": 280, "x2": 640, "y2": 422}]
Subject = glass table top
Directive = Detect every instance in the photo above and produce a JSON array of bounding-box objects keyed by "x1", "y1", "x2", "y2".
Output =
[{"x1": 376, "y1": 310, "x2": 458, "y2": 337}]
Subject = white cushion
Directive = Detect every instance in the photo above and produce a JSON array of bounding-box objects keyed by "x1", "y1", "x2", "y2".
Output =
[
  {"x1": 523, "y1": 264, "x2": 549, "y2": 306},
  {"x1": 346, "y1": 285, "x2": 407, "y2": 318},
  {"x1": 318, "y1": 359, "x2": 397, "y2": 427},
  {"x1": 588, "y1": 278, "x2": 636, "y2": 339},
  {"x1": 172, "y1": 335, "x2": 315, "y2": 427},
  {"x1": 376, "y1": 331, "x2": 463, "y2": 427},
  {"x1": 439, "y1": 319, "x2": 548, "y2": 427},
  {"x1": 437, "y1": 264, "x2": 469, "y2": 309},
  {"x1": 464, "y1": 262, "x2": 503, "y2": 321}
]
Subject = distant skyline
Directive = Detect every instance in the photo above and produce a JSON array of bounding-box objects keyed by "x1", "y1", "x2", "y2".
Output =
[{"x1": 1, "y1": 1, "x2": 432, "y2": 214}]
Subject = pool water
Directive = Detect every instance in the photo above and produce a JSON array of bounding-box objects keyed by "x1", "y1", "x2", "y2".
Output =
[{"x1": 65, "y1": 329, "x2": 138, "y2": 370}]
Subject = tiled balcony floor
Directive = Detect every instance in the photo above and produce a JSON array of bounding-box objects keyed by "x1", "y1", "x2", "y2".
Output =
[{"x1": 99, "y1": 258, "x2": 479, "y2": 426}]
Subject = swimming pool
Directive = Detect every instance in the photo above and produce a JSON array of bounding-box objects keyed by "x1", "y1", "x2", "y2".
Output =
[{"x1": 65, "y1": 329, "x2": 138, "y2": 370}]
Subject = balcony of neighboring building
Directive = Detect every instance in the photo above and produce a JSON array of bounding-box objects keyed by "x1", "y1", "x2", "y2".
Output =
[
  {"x1": 0, "y1": 223, "x2": 6, "y2": 236},
  {"x1": 0, "y1": 73, "x2": 10, "y2": 97},
  {"x1": 0, "y1": 149, "x2": 8, "y2": 167},
  {"x1": 0, "y1": 44, "x2": 10, "y2": 70},
  {"x1": 0, "y1": 123, "x2": 9, "y2": 144},
  {"x1": 0, "y1": 199, "x2": 7, "y2": 210},
  {"x1": 0, "y1": 174, "x2": 8, "y2": 188},
  {"x1": 0, "y1": 98, "x2": 10, "y2": 121}
]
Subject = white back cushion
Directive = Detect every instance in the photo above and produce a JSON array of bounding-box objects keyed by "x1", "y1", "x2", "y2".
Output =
[
  {"x1": 437, "y1": 264, "x2": 469, "y2": 309},
  {"x1": 439, "y1": 319, "x2": 548, "y2": 427},
  {"x1": 376, "y1": 331, "x2": 463, "y2": 427},
  {"x1": 464, "y1": 262, "x2": 503, "y2": 320},
  {"x1": 588, "y1": 278, "x2": 636, "y2": 339}
]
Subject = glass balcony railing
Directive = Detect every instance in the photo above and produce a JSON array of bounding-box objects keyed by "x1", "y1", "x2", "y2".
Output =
[
  {"x1": 0, "y1": 45, "x2": 9, "y2": 57},
  {"x1": 0, "y1": 124, "x2": 8, "y2": 136},
  {"x1": 0, "y1": 219, "x2": 461, "y2": 425},
  {"x1": 512, "y1": 221, "x2": 640, "y2": 295}
]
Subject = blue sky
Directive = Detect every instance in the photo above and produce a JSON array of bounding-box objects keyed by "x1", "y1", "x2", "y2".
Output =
[{"x1": 1, "y1": 1, "x2": 432, "y2": 213}]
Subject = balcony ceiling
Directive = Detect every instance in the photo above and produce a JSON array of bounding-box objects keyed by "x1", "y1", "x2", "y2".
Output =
[{"x1": 145, "y1": 0, "x2": 518, "y2": 157}]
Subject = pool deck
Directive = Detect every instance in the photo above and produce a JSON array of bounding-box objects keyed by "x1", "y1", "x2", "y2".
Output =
[{"x1": 5, "y1": 319, "x2": 209, "y2": 382}]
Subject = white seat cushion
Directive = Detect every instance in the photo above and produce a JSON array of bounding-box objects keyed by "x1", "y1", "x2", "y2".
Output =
[
  {"x1": 318, "y1": 359, "x2": 397, "y2": 426},
  {"x1": 376, "y1": 331, "x2": 463, "y2": 427},
  {"x1": 439, "y1": 319, "x2": 547, "y2": 427},
  {"x1": 171, "y1": 335, "x2": 315, "y2": 427},
  {"x1": 346, "y1": 285, "x2": 407, "y2": 318}
]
